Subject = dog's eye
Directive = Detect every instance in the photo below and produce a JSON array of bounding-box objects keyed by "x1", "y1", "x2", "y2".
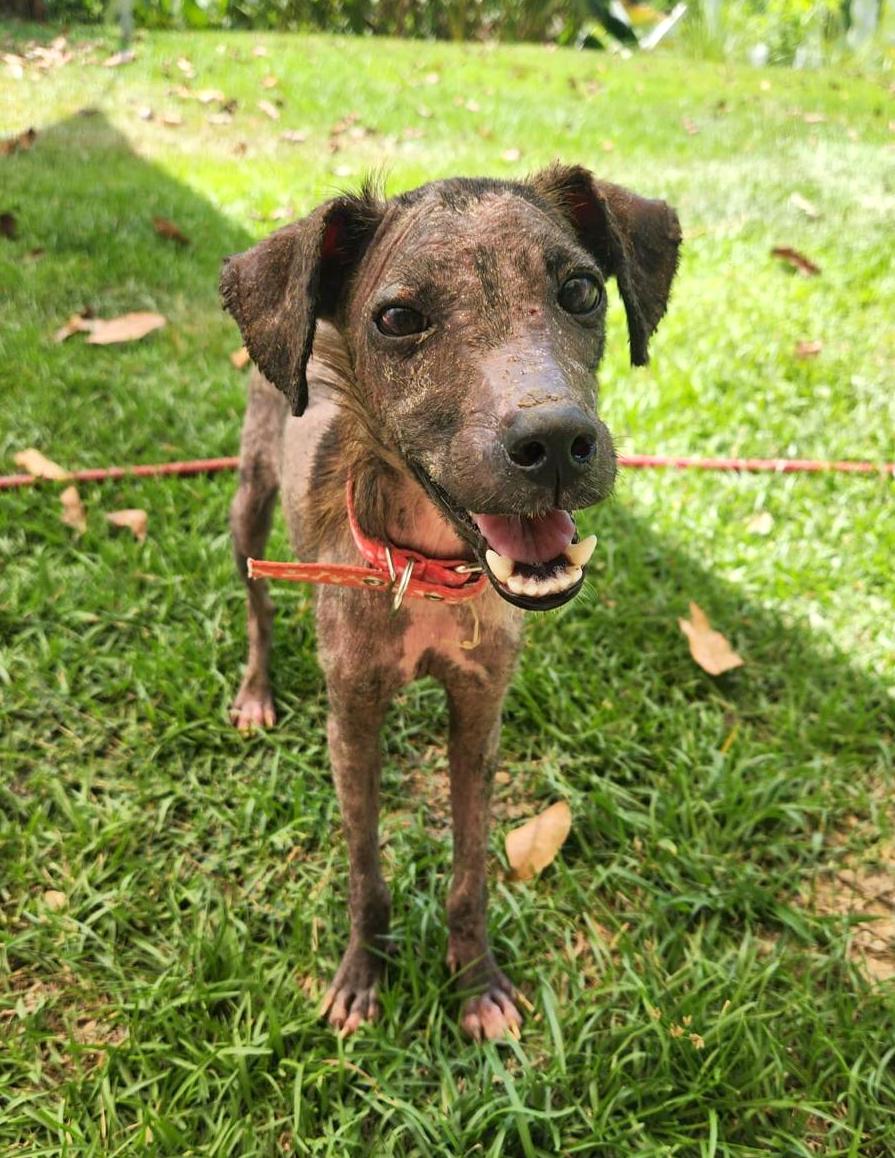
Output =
[
  {"x1": 558, "y1": 275, "x2": 601, "y2": 316},
  {"x1": 375, "y1": 306, "x2": 428, "y2": 337}
]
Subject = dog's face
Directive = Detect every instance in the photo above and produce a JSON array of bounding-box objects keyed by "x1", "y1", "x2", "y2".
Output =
[{"x1": 222, "y1": 167, "x2": 680, "y2": 611}]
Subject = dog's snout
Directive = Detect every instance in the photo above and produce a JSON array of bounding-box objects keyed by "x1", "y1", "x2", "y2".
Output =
[{"x1": 503, "y1": 407, "x2": 599, "y2": 488}]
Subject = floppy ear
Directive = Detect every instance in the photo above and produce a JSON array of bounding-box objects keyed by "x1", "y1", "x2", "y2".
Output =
[
  {"x1": 531, "y1": 164, "x2": 681, "y2": 366},
  {"x1": 220, "y1": 194, "x2": 384, "y2": 416}
]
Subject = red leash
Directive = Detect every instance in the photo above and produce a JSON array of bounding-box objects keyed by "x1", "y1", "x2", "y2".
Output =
[{"x1": 2, "y1": 453, "x2": 893, "y2": 492}]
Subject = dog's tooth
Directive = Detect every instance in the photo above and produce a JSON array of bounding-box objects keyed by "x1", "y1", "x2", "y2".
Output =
[
  {"x1": 486, "y1": 549, "x2": 515, "y2": 584},
  {"x1": 565, "y1": 534, "x2": 597, "y2": 568},
  {"x1": 558, "y1": 565, "x2": 583, "y2": 590}
]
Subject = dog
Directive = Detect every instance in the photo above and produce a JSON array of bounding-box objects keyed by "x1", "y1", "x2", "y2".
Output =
[{"x1": 221, "y1": 165, "x2": 680, "y2": 1041}]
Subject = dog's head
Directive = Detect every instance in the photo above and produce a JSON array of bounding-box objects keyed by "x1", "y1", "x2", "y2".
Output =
[{"x1": 221, "y1": 165, "x2": 681, "y2": 611}]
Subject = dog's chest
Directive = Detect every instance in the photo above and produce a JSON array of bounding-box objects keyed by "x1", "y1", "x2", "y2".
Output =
[{"x1": 398, "y1": 600, "x2": 486, "y2": 683}]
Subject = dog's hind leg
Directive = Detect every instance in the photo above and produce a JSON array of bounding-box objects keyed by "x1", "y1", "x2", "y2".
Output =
[{"x1": 230, "y1": 373, "x2": 287, "y2": 731}]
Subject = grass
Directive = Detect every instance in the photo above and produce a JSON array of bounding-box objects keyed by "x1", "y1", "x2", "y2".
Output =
[{"x1": 1, "y1": 22, "x2": 894, "y2": 1157}]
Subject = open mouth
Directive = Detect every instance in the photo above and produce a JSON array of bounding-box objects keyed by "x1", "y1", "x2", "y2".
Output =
[{"x1": 411, "y1": 466, "x2": 596, "y2": 611}]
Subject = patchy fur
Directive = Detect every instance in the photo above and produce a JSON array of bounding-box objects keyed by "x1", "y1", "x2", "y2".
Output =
[{"x1": 223, "y1": 167, "x2": 680, "y2": 1040}]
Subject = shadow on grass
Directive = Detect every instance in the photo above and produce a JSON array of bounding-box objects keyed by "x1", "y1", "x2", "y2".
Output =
[{"x1": 3, "y1": 108, "x2": 894, "y2": 1155}]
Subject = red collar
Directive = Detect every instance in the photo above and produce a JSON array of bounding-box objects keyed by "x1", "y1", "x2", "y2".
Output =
[{"x1": 248, "y1": 480, "x2": 488, "y2": 608}]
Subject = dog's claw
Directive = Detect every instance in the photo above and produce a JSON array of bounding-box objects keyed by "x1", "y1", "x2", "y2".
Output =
[
  {"x1": 321, "y1": 983, "x2": 380, "y2": 1035},
  {"x1": 229, "y1": 689, "x2": 276, "y2": 731},
  {"x1": 461, "y1": 983, "x2": 523, "y2": 1043}
]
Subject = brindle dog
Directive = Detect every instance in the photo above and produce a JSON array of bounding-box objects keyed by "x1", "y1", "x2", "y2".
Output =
[{"x1": 221, "y1": 165, "x2": 680, "y2": 1041}]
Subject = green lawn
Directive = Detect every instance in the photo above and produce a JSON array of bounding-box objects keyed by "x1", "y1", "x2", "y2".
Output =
[{"x1": 1, "y1": 23, "x2": 894, "y2": 1157}]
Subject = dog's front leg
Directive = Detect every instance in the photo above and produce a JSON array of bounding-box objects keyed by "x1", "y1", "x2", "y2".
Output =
[
  {"x1": 320, "y1": 678, "x2": 393, "y2": 1036},
  {"x1": 445, "y1": 677, "x2": 523, "y2": 1042}
]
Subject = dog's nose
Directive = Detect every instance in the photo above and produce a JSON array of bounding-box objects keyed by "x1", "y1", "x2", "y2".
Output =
[{"x1": 503, "y1": 406, "x2": 599, "y2": 489}]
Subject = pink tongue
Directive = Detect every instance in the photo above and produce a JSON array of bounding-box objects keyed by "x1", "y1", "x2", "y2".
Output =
[{"x1": 472, "y1": 510, "x2": 575, "y2": 565}]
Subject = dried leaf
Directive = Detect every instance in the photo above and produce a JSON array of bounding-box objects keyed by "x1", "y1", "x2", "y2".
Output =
[
  {"x1": 207, "y1": 113, "x2": 234, "y2": 127},
  {"x1": 0, "y1": 127, "x2": 36, "y2": 156},
  {"x1": 176, "y1": 57, "x2": 195, "y2": 77},
  {"x1": 505, "y1": 801, "x2": 572, "y2": 882},
  {"x1": 682, "y1": 117, "x2": 700, "y2": 135},
  {"x1": 771, "y1": 246, "x2": 821, "y2": 277},
  {"x1": 196, "y1": 88, "x2": 226, "y2": 104},
  {"x1": 160, "y1": 112, "x2": 183, "y2": 128},
  {"x1": 501, "y1": 147, "x2": 522, "y2": 162},
  {"x1": 258, "y1": 99, "x2": 280, "y2": 120},
  {"x1": 1, "y1": 211, "x2": 17, "y2": 239},
  {"x1": 789, "y1": 192, "x2": 821, "y2": 220},
  {"x1": 230, "y1": 346, "x2": 251, "y2": 369},
  {"x1": 60, "y1": 485, "x2": 87, "y2": 535},
  {"x1": 14, "y1": 447, "x2": 69, "y2": 480},
  {"x1": 4, "y1": 52, "x2": 25, "y2": 80},
  {"x1": 86, "y1": 312, "x2": 166, "y2": 345},
  {"x1": 106, "y1": 509, "x2": 148, "y2": 543},
  {"x1": 416, "y1": 105, "x2": 432, "y2": 119},
  {"x1": 152, "y1": 216, "x2": 190, "y2": 245},
  {"x1": 795, "y1": 339, "x2": 823, "y2": 358},
  {"x1": 43, "y1": 889, "x2": 67, "y2": 910},
  {"x1": 678, "y1": 602, "x2": 744, "y2": 676},
  {"x1": 280, "y1": 129, "x2": 308, "y2": 144},
  {"x1": 102, "y1": 49, "x2": 135, "y2": 68},
  {"x1": 746, "y1": 511, "x2": 774, "y2": 536},
  {"x1": 261, "y1": 74, "x2": 278, "y2": 88},
  {"x1": 252, "y1": 44, "x2": 269, "y2": 57},
  {"x1": 803, "y1": 111, "x2": 826, "y2": 124},
  {"x1": 53, "y1": 312, "x2": 94, "y2": 342}
]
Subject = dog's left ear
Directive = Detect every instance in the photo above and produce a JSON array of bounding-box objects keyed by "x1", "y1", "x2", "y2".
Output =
[
  {"x1": 220, "y1": 194, "x2": 384, "y2": 416},
  {"x1": 531, "y1": 164, "x2": 681, "y2": 365}
]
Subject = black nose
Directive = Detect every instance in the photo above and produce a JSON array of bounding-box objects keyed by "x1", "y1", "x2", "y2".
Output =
[{"x1": 503, "y1": 406, "x2": 599, "y2": 490}]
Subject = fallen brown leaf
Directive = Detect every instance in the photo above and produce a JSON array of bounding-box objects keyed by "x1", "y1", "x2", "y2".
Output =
[
  {"x1": 0, "y1": 127, "x2": 36, "y2": 156},
  {"x1": 682, "y1": 117, "x2": 700, "y2": 135},
  {"x1": 102, "y1": 49, "x2": 135, "y2": 68},
  {"x1": 230, "y1": 346, "x2": 251, "y2": 369},
  {"x1": 678, "y1": 602, "x2": 744, "y2": 676},
  {"x1": 258, "y1": 99, "x2": 280, "y2": 120},
  {"x1": 261, "y1": 74, "x2": 278, "y2": 88},
  {"x1": 789, "y1": 192, "x2": 821, "y2": 220},
  {"x1": 86, "y1": 312, "x2": 166, "y2": 345},
  {"x1": 106, "y1": 509, "x2": 148, "y2": 543},
  {"x1": 60, "y1": 485, "x2": 87, "y2": 535},
  {"x1": 152, "y1": 217, "x2": 190, "y2": 246},
  {"x1": 771, "y1": 246, "x2": 821, "y2": 277},
  {"x1": 160, "y1": 112, "x2": 183, "y2": 128},
  {"x1": 746, "y1": 511, "x2": 774, "y2": 536},
  {"x1": 207, "y1": 112, "x2": 234, "y2": 127},
  {"x1": 13, "y1": 447, "x2": 69, "y2": 480},
  {"x1": 53, "y1": 312, "x2": 94, "y2": 342},
  {"x1": 176, "y1": 56, "x2": 195, "y2": 77},
  {"x1": 43, "y1": 889, "x2": 67, "y2": 910},
  {"x1": 1, "y1": 211, "x2": 17, "y2": 239},
  {"x1": 803, "y1": 111, "x2": 826, "y2": 124},
  {"x1": 280, "y1": 129, "x2": 308, "y2": 144},
  {"x1": 196, "y1": 88, "x2": 226, "y2": 104},
  {"x1": 795, "y1": 339, "x2": 823, "y2": 358},
  {"x1": 252, "y1": 44, "x2": 269, "y2": 57},
  {"x1": 505, "y1": 800, "x2": 572, "y2": 882}
]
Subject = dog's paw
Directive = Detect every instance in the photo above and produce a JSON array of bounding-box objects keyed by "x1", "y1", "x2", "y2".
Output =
[
  {"x1": 320, "y1": 945, "x2": 387, "y2": 1036},
  {"x1": 229, "y1": 687, "x2": 276, "y2": 732},
  {"x1": 320, "y1": 982, "x2": 380, "y2": 1036},
  {"x1": 460, "y1": 980, "x2": 523, "y2": 1043}
]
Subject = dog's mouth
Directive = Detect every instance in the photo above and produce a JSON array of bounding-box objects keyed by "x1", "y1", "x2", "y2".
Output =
[{"x1": 411, "y1": 467, "x2": 596, "y2": 611}]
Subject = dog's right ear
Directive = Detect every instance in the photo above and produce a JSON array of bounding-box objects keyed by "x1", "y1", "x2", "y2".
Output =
[{"x1": 220, "y1": 195, "x2": 384, "y2": 416}]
